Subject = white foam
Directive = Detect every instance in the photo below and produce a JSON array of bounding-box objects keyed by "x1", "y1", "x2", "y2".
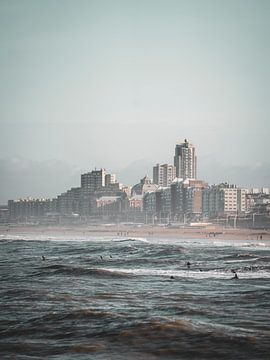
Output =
[
  {"x1": 226, "y1": 258, "x2": 259, "y2": 263},
  {"x1": 98, "y1": 267, "x2": 270, "y2": 280},
  {"x1": 0, "y1": 234, "x2": 114, "y2": 243}
]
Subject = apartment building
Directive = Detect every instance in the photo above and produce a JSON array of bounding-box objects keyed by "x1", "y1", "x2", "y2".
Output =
[
  {"x1": 174, "y1": 139, "x2": 197, "y2": 179},
  {"x1": 153, "y1": 163, "x2": 176, "y2": 187}
]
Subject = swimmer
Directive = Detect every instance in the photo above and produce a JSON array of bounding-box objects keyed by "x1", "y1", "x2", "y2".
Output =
[
  {"x1": 231, "y1": 269, "x2": 239, "y2": 279},
  {"x1": 42, "y1": 255, "x2": 45, "y2": 261},
  {"x1": 170, "y1": 275, "x2": 175, "y2": 279}
]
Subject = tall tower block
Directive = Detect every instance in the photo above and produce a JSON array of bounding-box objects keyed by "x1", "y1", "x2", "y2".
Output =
[{"x1": 174, "y1": 139, "x2": 197, "y2": 179}]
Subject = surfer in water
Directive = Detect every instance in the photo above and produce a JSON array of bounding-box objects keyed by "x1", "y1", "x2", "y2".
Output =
[
  {"x1": 42, "y1": 255, "x2": 45, "y2": 261},
  {"x1": 231, "y1": 269, "x2": 239, "y2": 279},
  {"x1": 187, "y1": 261, "x2": 191, "y2": 269}
]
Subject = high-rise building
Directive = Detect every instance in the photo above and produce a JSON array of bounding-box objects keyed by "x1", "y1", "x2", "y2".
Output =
[
  {"x1": 105, "y1": 173, "x2": 116, "y2": 186},
  {"x1": 153, "y1": 163, "x2": 176, "y2": 187},
  {"x1": 174, "y1": 139, "x2": 197, "y2": 179},
  {"x1": 81, "y1": 169, "x2": 106, "y2": 193}
]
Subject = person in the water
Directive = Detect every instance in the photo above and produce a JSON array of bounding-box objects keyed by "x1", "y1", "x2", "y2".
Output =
[
  {"x1": 187, "y1": 261, "x2": 191, "y2": 269},
  {"x1": 42, "y1": 255, "x2": 45, "y2": 261},
  {"x1": 231, "y1": 269, "x2": 239, "y2": 279}
]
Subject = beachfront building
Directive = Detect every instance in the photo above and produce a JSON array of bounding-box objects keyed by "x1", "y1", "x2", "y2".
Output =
[
  {"x1": 184, "y1": 179, "x2": 208, "y2": 221},
  {"x1": 174, "y1": 139, "x2": 197, "y2": 179},
  {"x1": 95, "y1": 195, "x2": 123, "y2": 218},
  {"x1": 170, "y1": 178, "x2": 185, "y2": 220},
  {"x1": 153, "y1": 163, "x2": 176, "y2": 187},
  {"x1": 81, "y1": 169, "x2": 106, "y2": 193},
  {"x1": 0, "y1": 206, "x2": 8, "y2": 223},
  {"x1": 202, "y1": 183, "x2": 247, "y2": 218},
  {"x1": 143, "y1": 178, "x2": 207, "y2": 223},
  {"x1": 8, "y1": 198, "x2": 56, "y2": 222},
  {"x1": 131, "y1": 175, "x2": 158, "y2": 196},
  {"x1": 143, "y1": 191, "x2": 157, "y2": 223},
  {"x1": 57, "y1": 187, "x2": 81, "y2": 215},
  {"x1": 105, "y1": 173, "x2": 116, "y2": 186},
  {"x1": 155, "y1": 187, "x2": 172, "y2": 222},
  {"x1": 129, "y1": 194, "x2": 144, "y2": 211}
]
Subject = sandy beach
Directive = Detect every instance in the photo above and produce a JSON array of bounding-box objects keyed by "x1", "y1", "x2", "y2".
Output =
[{"x1": 1, "y1": 224, "x2": 270, "y2": 241}]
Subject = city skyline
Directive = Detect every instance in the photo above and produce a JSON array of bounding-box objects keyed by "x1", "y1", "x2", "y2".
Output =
[
  {"x1": 2, "y1": 138, "x2": 270, "y2": 205},
  {"x1": 1, "y1": 1, "x2": 270, "y2": 203},
  {"x1": 0, "y1": 136, "x2": 270, "y2": 204}
]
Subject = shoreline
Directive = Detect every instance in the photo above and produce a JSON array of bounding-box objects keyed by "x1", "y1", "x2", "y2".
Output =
[{"x1": 1, "y1": 224, "x2": 270, "y2": 241}]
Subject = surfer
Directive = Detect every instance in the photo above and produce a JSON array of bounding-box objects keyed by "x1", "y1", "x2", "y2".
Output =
[
  {"x1": 170, "y1": 275, "x2": 175, "y2": 279},
  {"x1": 231, "y1": 269, "x2": 239, "y2": 279},
  {"x1": 187, "y1": 261, "x2": 191, "y2": 269},
  {"x1": 42, "y1": 255, "x2": 45, "y2": 261}
]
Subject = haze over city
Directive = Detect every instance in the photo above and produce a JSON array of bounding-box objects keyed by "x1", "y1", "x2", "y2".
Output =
[{"x1": 1, "y1": 0, "x2": 270, "y2": 203}]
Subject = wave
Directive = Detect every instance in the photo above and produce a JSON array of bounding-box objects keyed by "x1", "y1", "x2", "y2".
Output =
[
  {"x1": 33, "y1": 264, "x2": 133, "y2": 278},
  {"x1": 107, "y1": 318, "x2": 269, "y2": 359},
  {"x1": 226, "y1": 258, "x2": 259, "y2": 263},
  {"x1": 240, "y1": 242, "x2": 268, "y2": 248},
  {"x1": 0, "y1": 234, "x2": 115, "y2": 243},
  {"x1": 112, "y1": 237, "x2": 149, "y2": 243}
]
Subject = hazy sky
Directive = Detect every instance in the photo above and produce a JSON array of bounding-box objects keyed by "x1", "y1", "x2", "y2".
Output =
[{"x1": 1, "y1": 0, "x2": 270, "y2": 202}]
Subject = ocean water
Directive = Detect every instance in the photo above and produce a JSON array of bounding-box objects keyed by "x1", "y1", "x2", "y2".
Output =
[{"x1": 0, "y1": 234, "x2": 269, "y2": 359}]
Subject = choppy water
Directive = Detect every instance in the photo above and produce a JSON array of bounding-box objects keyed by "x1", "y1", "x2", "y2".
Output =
[{"x1": 0, "y1": 234, "x2": 270, "y2": 359}]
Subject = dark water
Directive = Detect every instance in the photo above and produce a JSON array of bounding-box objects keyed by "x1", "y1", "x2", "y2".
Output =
[{"x1": 0, "y1": 234, "x2": 270, "y2": 359}]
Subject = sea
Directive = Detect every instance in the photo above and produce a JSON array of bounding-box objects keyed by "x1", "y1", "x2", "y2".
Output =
[{"x1": 0, "y1": 233, "x2": 269, "y2": 359}]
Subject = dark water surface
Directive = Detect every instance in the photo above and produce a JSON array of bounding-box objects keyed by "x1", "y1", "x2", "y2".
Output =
[{"x1": 0, "y1": 234, "x2": 269, "y2": 359}]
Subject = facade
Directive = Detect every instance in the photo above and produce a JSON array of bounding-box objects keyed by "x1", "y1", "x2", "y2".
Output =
[
  {"x1": 0, "y1": 206, "x2": 9, "y2": 223},
  {"x1": 170, "y1": 178, "x2": 184, "y2": 219},
  {"x1": 143, "y1": 178, "x2": 207, "y2": 223},
  {"x1": 57, "y1": 187, "x2": 82, "y2": 215},
  {"x1": 132, "y1": 175, "x2": 158, "y2": 196},
  {"x1": 174, "y1": 139, "x2": 197, "y2": 179},
  {"x1": 153, "y1": 163, "x2": 176, "y2": 187},
  {"x1": 81, "y1": 169, "x2": 106, "y2": 192},
  {"x1": 143, "y1": 192, "x2": 157, "y2": 220},
  {"x1": 105, "y1": 173, "x2": 116, "y2": 186},
  {"x1": 155, "y1": 187, "x2": 171, "y2": 221},
  {"x1": 95, "y1": 196, "x2": 122, "y2": 218},
  {"x1": 184, "y1": 179, "x2": 208, "y2": 220},
  {"x1": 8, "y1": 198, "x2": 56, "y2": 221},
  {"x1": 129, "y1": 194, "x2": 144, "y2": 212},
  {"x1": 203, "y1": 183, "x2": 247, "y2": 218}
]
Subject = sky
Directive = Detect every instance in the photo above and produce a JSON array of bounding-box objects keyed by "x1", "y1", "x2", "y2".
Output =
[{"x1": 1, "y1": 0, "x2": 270, "y2": 203}]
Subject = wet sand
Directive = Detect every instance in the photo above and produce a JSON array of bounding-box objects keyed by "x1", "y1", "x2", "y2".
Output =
[{"x1": 1, "y1": 224, "x2": 270, "y2": 240}]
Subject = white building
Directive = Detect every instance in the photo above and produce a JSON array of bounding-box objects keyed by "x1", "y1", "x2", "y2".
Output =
[
  {"x1": 203, "y1": 183, "x2": 247, "y2": 218},
  {"x1": 153, "y1": 163, "x2": 176, "y2": 187}
]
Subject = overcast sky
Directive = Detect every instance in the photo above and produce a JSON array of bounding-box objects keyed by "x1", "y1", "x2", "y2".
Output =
[{"x1": 1, "y1": 0, "x2": 270, "y2": 203}]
